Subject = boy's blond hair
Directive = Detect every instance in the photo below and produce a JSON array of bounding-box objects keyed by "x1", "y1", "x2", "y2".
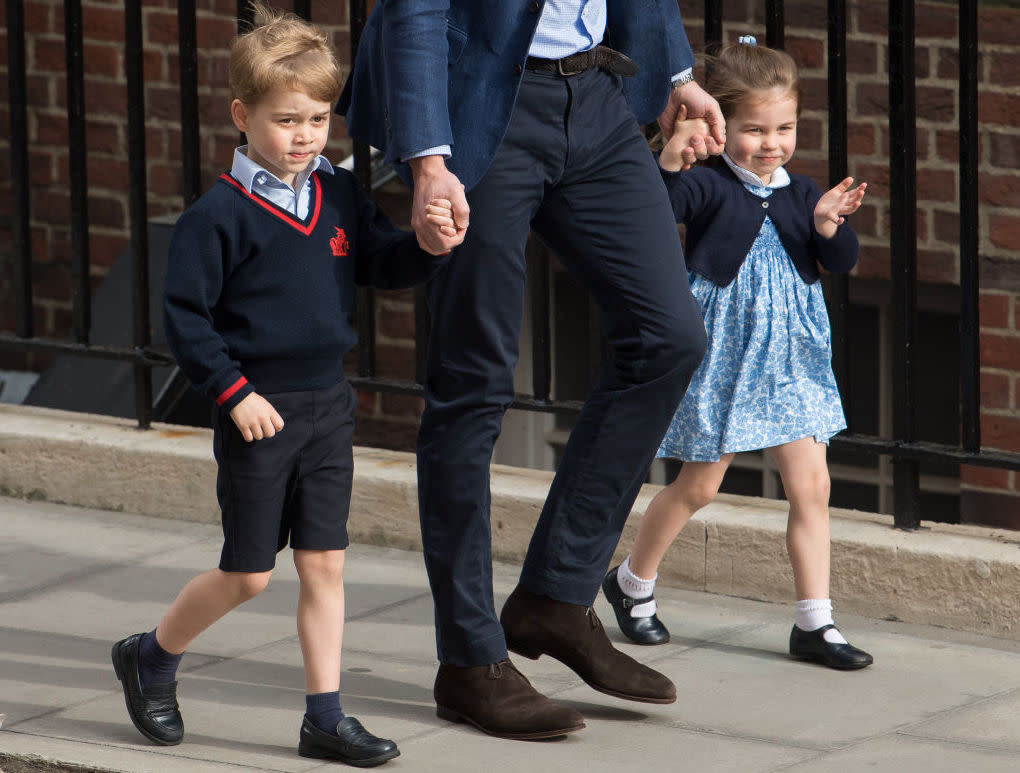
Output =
[{"x1": 230, "y1": 1, "x2": 343, "y2": 106}]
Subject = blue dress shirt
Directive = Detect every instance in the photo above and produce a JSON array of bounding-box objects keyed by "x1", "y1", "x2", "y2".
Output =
[{"x1": 229, "y1": 146, "x2": 334, "y2": 219}]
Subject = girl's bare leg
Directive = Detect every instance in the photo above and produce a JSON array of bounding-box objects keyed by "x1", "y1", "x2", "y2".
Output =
[
  {"x1": 769, "y1": 437, "x2": 831, "y2": 600},
  {"x1": 629, "y1": 455, "x2": 734, "y2": 580}
]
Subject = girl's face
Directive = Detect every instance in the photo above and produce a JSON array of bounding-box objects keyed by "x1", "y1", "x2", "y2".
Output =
[{"x1": 724, "y1": 87, "x2": 798, "y2": 185}]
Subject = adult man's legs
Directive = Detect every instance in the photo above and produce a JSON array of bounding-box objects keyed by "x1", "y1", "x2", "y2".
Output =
[
  {"x1": 417, "y1": 71, "x2": 584, "y2": 738},
  {"x1": 499, "y1": 67, "x2": 706, "y2": 693}
]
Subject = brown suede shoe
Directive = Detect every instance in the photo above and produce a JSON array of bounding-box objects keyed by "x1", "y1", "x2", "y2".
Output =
[
  {"x1": 501, "y1": 584, "x2": 677, "y2": 704},
  {"x1": 434, "y1": 658, "x2": 585, "y2": 740}
]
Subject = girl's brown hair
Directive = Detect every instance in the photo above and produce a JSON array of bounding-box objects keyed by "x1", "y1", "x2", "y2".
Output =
[
  {"x1": 705, "y1": 40, "x2": 802, "y2": 119},
  {"x1": 230, "y1": 1, "x2": 343, "y2": 106}
]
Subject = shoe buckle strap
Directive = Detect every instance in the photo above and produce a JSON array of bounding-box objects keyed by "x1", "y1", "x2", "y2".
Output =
[{"x1": 621, "y1": 595, "x2": 654, "y2": 609}]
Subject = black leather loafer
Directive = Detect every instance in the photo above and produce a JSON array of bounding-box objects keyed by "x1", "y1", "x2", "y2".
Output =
[
  {"x1": 601, "y1": 566, "x2": 670, "y2": 645},
  {"x1": 789, "y1": 624, "x2": 874, "y2": 670},
  {"x1": 111, "y1": 633, "x2": 184, "y2": 745},
  {"x1": 298, "y1": 715, "x2": 400, "y2": 767}
]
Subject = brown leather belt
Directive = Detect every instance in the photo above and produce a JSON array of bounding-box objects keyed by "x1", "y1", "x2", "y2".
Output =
[{"x1": 525, "y1": 45, "x2": 638, "y2": 77}]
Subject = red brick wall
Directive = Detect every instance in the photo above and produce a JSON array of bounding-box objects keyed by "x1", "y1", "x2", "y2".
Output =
[{"x1": 1, "y1": 0, "x2": 1018, "y2": 518}]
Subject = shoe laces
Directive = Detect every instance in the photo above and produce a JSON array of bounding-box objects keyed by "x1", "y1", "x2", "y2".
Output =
[{"x1": 487, "y1": 661, "x2": 505, "y2": 679}]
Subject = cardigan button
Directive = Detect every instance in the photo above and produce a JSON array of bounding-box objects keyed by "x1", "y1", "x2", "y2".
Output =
[{"x1": 762, "y1": 201, "x2": 769, "y2": 208}]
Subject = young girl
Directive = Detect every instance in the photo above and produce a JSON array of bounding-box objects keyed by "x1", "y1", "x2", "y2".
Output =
[{"x1": 603, "y1": 37, "x2": 872, "y2": 670}]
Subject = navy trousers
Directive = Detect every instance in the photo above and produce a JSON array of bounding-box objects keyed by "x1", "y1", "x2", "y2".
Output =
[{"x1": 417, "y1": 67, "x2": 707, "y2": 666}]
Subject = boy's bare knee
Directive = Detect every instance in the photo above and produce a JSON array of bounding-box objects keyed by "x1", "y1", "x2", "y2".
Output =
[
  {"x1": 234, "y1": 570, "x2": 272, "y2": 600},
  {"x1": 294, "y1": 549, "x2": 345, "y2": 585}
]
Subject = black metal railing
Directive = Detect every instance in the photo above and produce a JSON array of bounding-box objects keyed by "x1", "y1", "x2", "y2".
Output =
[{"x1": 2, "y1": 0, "x2": 1017, "y2": 529}]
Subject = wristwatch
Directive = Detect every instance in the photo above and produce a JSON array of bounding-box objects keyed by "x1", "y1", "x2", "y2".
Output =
[{"x1": 672, "y1": 70, "x2": 695, "y2": 88}]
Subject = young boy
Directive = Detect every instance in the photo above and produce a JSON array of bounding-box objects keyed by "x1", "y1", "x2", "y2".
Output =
[{"x1": 110, "y1": 3, "x2": 454, "y2": 766}]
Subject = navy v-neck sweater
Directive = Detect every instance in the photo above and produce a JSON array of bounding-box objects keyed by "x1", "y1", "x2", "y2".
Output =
[{"x1": 164, "y1": 167, "x2": 441, "y2": 411}]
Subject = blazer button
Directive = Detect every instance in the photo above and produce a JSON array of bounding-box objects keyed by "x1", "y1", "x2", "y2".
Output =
[
  {"x1": 762, "y1": 201, "x2": 769, "y2": 208},
  {"x1": 514, "y1": 63, "x2": 523, "y2": 75},
  {"x1": 530, "y1": 1, "x2": 540, "y2": 11}
]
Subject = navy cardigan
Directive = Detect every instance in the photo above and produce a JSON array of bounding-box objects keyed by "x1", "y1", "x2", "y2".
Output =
[{"x1": 662, "y1": 162, "x2": 858, "y2": 287}]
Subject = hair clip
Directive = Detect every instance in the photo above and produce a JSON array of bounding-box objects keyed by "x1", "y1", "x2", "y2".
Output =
[{"x1": 738, "y1": 35, "x2": 757, "y2": 46}]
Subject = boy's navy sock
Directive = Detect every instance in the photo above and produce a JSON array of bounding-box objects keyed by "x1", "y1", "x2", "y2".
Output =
[
  {"x1": 305, "y1": 690, "x2": 345, "y2": 733},
  {"x1": 137, "y1": 629, "x2": 184, "y2": 692}
]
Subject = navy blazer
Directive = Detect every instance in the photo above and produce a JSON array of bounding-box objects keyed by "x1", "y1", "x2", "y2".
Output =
[
  {"x1": 663, "y1": 163, "x2": 859, "y2": 287},
  {"x1": 337, "y1": 0, "x2": 695, "y2": 191}
]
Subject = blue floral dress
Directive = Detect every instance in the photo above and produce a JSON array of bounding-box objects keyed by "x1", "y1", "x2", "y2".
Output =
[{"x1": 656, "y1": 179, "x2": 846, "y2": 463}]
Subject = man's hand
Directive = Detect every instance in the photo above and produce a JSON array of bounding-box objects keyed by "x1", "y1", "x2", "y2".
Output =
[
  {"x1": 658, "y1": 80, "x2": 726, "y2": 159},
  {"x1": 409, "y1": 156, "x2": 469, "y2": 255},
  {"x1": 230, "y1": 392, "x2": 284, "y2": 442}
]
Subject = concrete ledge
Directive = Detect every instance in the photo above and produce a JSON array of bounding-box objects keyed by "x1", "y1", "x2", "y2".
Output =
[{"x1": 3, "y1": 404, "x2": 1020, "y2": 640}]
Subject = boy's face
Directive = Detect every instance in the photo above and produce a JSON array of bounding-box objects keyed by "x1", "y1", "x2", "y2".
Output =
[
  {"x1": 230, "y1": 88, "x2": 332, "y2": 187},
  {"x1": 724, "y1": 87, "x2": 798, "y2": 185}
]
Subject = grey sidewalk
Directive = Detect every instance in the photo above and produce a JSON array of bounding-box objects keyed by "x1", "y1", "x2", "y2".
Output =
[{"x1": 3, "y1": 495, "x2": 1020, "y2": 773}]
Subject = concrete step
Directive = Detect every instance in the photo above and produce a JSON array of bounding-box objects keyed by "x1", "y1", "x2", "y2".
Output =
[{"x1": 2, "y1": 403, "x2": 1019, "y2": 641}]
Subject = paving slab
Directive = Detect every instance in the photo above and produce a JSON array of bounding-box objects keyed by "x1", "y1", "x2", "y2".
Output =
[{"x1": 3, "y1": 496, "x2": 1020, "y2": 773}]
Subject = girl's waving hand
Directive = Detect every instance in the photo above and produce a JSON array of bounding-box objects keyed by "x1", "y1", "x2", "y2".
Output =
[{"x1": 814, "y1": 177, "x2": 867, "y2": 238}]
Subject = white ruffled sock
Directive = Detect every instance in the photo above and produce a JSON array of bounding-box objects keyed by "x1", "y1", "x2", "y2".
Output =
[
  {"x1": 617, "y1": 556, "x2": 657, "y2": 617},
  {"x1": 794, "y1": 599, "x2": 848, "y2": 644}
]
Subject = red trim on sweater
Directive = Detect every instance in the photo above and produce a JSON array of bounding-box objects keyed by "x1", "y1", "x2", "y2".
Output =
[
  {"x1": 216, "y1": 376, "x2": 248, "y2": 406},
  {"x1": 220, "y1": 173, "x2": 322, "y2": 235}
]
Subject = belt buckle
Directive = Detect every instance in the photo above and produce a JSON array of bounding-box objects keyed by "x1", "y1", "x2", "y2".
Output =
[{"x1": 556, "y1": 54, "x2": 587, "y2": 77}]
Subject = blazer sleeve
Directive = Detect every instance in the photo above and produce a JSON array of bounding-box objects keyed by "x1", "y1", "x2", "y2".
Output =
[
  {"x1": 659, "y1": 0, "x2": 696, "y2": 76},
  {"x1": 379, "y1": 0, "x2": 455, "y2": 161},
  {"x1": 801, "y1": 178, "x2": 859, "y2": 274},
  {"x1": 350, "y1": 177, "x2": 448, "y2": 290},
  {"x1": 163, "y1": 209, "x2": 254, "y2": 412}
]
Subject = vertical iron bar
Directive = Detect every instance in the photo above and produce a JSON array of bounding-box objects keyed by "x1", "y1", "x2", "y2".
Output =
[
  {"x1": 528, "y1": 239, "x2": 552, "y2": 401},
  {"x1": 237, "y1": 0, "x2": 253, "y2": 146},
  {"x1": 7, "y1": 0, "x2": 33, "y2": 338},
  {"x1": 889, "y1": 0, "x2": 920, "y2": 528},
  {"x1": 178, "y1": 0, "x2": 202, "y2": 207},
  {"x1": 765, "y1": 0, "x2": 785, "y2": 50},
  {"x1": 959, "y1": 0, "x2": 980, "y2": 453},
  {"x1": 704, "y1": 0, "x2": 722, "y2": 51},
  {"x1": 125, "y1": 1, "x2": 154, "y2": 428},
  {"x1": 349, "y1": 0, "x2": 376, "y2": 376},
  {"x1": 65, "y1": 0, "x2": 91, "y2": 344},
  {"x1": 237, "y1": 0, "x2": 253, "y2": 29},
  {"x1": 827, "y1": 0, "x2": 851, "y2": 420}
]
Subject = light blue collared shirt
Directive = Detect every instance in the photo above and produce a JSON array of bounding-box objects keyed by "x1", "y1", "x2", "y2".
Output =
[
  {"x1": 722, "y1": 152, "x2": 791, "y2": 190},
  {"x1": 229, "y1": 146, "x2": 334, "y2": 219},
  {"x1": 530, "y1": 0, "x2": 605, "y2": 59},
  {"x1": 404, "y1": 3, "x2": 690, "y2": 160}
]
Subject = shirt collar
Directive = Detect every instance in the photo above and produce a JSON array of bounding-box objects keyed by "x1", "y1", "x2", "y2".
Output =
[
  {"x1": 229, "y1": 146, "x2": 334, "y2": 192},
  {"x1": 722, "y1": 152, "x2": 790, "y2": 189}
]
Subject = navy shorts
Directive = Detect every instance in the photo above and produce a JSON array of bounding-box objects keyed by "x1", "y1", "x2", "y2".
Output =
[{"x1": 212, "y1": 379, "x2": 355, "y2": 573}]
